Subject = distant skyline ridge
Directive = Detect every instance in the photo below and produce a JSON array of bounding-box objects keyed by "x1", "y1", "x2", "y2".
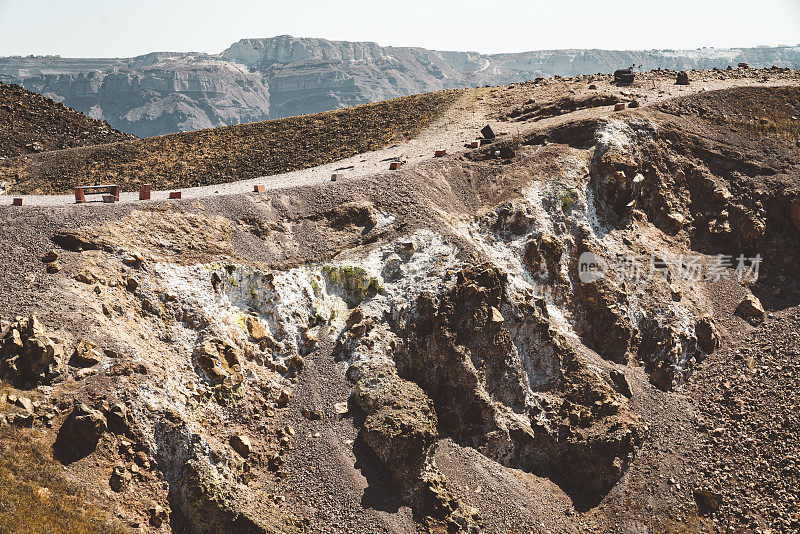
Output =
[
  {"x1": 1, "y1": 0, "x2": 799, "y2": 57},
  {"x1": 4, "y1": 35, "x2": 800, "y2": 60},
  {"x1": 3, "y1": 35, "x2": 800, "y2": 62}
]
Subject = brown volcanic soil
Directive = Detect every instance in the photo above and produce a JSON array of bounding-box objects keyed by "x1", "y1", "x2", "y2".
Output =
[
  {"x1": 0, "y1": 89, "x2": 461, "y2": 195},
  {"x1": 1, "y1": 75, "x2": 800, "y2": 534},
  {"x1": 0, "y1": 81, "x2": 133, "y2": 159}
]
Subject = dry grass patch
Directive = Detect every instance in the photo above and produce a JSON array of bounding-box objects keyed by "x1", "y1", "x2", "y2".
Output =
[
  {"x1": 1, "y1": 89, "x2": 462, "y2": 195},
  {"x1": 0, "y1": 425, "x2": 123, "y2": 534}
]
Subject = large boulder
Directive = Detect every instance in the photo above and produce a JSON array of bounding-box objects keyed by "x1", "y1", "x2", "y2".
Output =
[
  {"x1": 354, "y1": 371, "x2": 438, "y2": 491},
  {"x1": 173, "y1": 459, "x2": 271, "y2": 534},
  {"x1": 55, "y1": 402, "x2": 107, "y2": 462},
  {"x1": 695, "y1": 315, "x2": 720, "y2": 354}
]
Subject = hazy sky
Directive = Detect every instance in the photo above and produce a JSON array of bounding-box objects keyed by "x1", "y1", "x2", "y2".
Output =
[{"x1": 1, "y1": 0, "x2": 798, "y2": 57}]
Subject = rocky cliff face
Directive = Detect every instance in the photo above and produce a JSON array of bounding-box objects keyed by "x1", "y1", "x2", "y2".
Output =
[
  {"x1": 222, "y1": 36, "x2": 469, "y2": 118},
  {"x1": 2, "y1": 36, "x2": 799, "y2": 137},
  {"x1": 6, "y1": 54, "x2": 271, "y2": 137}
]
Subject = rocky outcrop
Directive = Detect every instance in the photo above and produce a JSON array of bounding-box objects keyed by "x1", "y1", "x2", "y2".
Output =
[
  {"x1": 385, "y1": 264, "x2": 645, "y2": 502},
  {"x1": 572, "y1": 269, "x2": 637, "y2": 364},
  {"x1": 193, "y1": 337, "x2": 244, "y2": 390},
  {"x1": 15, "y1": 54, "x2": 271, "y2": 137},
  {"x1": 155, "y1": 414, "x2": 301, "y2": 534},
  {"x1": 0, "y1": 315, "x2": 64, "y2": 386},
  {"x1": 354, "y1": 367, "x2": 478, "y2": 532},
  {"x1": 695, "y1": 316, "x2": 721, "y2": 354},
  {"x1": 173, "y1": 458, "x2": 277, "y2": 534}
]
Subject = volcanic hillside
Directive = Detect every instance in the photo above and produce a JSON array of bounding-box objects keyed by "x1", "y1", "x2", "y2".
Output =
[
  {"x1": 0, "y1": 89, "x2": 461, "y2": 195},
  {"x1": 1, "y1": 71, "x2": 800, "y2": 534},
  {"x1": 0, "y1": 82, "x2": 133, "y2": 159}
]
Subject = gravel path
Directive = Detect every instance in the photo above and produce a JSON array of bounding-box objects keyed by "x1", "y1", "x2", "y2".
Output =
[{"x1": 1, "y1": 92, "x2": 494, "y2": 208}]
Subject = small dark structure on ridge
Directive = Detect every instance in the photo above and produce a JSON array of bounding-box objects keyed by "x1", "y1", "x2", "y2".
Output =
[{"x1": 614, "y1": 68, "x2": 635, "y2": 85}]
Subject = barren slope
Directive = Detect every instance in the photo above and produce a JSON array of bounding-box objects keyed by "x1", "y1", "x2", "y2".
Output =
[{"x1": 0, "y1": 81, "x2": 133, "y2": 159}]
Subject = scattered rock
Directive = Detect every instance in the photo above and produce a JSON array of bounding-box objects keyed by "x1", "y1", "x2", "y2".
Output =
[
  {"x1": 693, "y1": 488, "x2": 722, "y2": 515},
  {"x1": 125, "y1": 278, "x2": 139, "y2": 292},
  {"x1": 333, "y1": 401, "x2": 349, "y2": 420},
  {"x1": 244, "y1": 315, "x2": 268, "y2": 342},
  {"x1": 122, "y1": 251, "x2": 144, "y2": 267},
  {"x1": 11, "y1": 412, "x2": 34, "y2": 427},
  {"x1": 43, "y1": 250, "x2": 59, "y2": 263},
  {"x1": 345, "y1": 308, "x2": 365, "y2": 329},
  {"x1": 12, "y1": 395, "x2": 34, "y2": 413},
  {"x1": 230, "y1": 435, "x2": 251, "y2": 458},
  {"x1": 109, "y1": 465, "x2": 131, "y2": 492},
  {"x1": 70, "y1": 339, "x2": 103, "y2": 367},
  {"x1": 301, "y1": 407, "x2": 322, "y2": 421},
  {"x1": 395, "y1": 240, "x2": 416, "y2": 260},
  {"x1": 667, "y1": 211, "x2": 687, "y2": 228},
  {"x1": 148, "y1": 504, "x2": 169, "y2": 528},
  {"x1": 277, "y1": 389, "x2": 292, "y2": 406},
  {"x1": 736, "y1": 294, "x2": 765, "y2": 324},
  {"x1": 75, "y1": 367, "x2": 97, "y2": 380},
  {"x1": 489, "y1": 306, "x2": 504, "y2": 324},
  {"x1": 106, "y1": 403, "x2": 128, "y2": 433},
  {"x1": 193, "y1": 337, "x2": 243, "y2": 390},
  {"x1": 609, "y1": 369, "x2": 633, "y2": 398}
]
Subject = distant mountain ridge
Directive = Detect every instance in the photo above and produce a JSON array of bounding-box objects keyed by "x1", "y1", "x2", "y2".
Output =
[{"x1": 2, "y1": 35, "x2": 798, "y2": 137}]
